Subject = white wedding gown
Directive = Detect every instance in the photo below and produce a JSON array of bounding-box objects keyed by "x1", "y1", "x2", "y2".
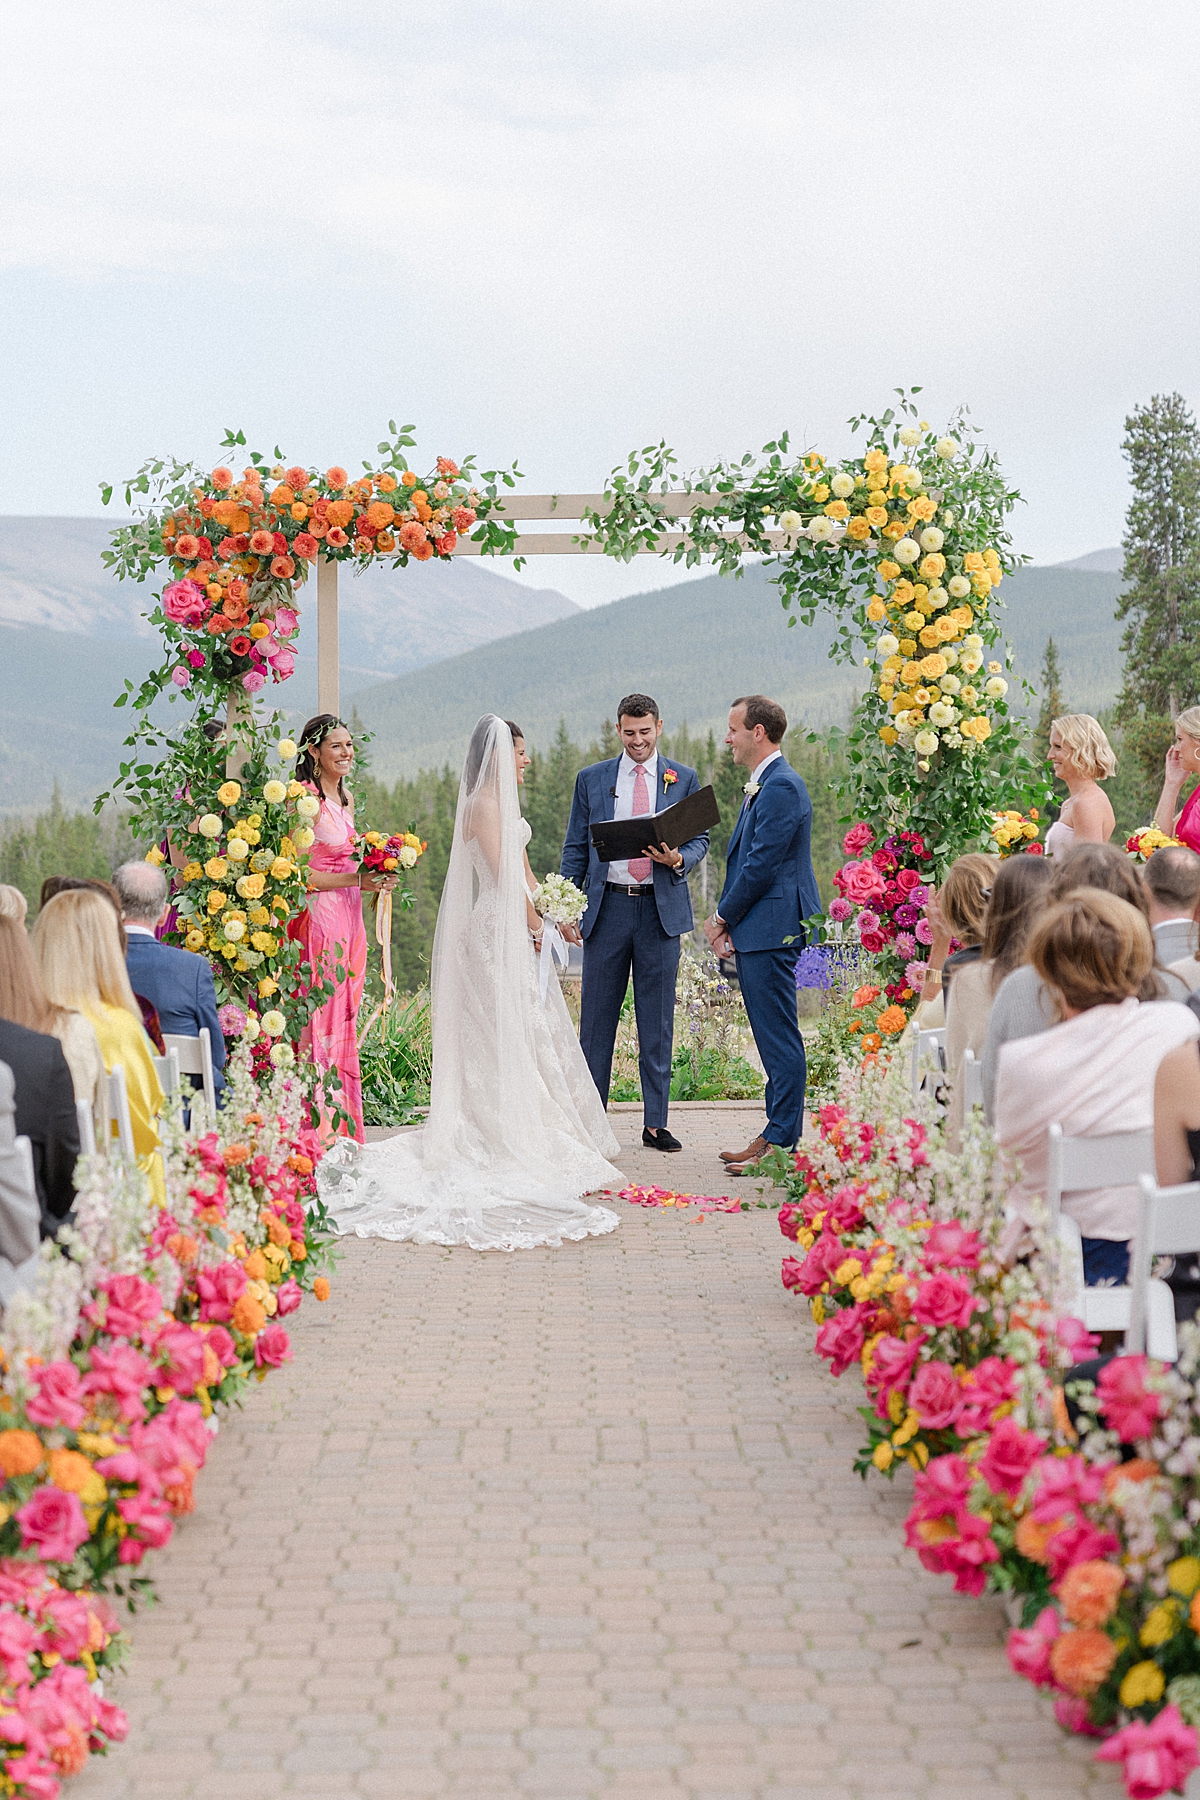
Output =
[{"x1": 319, "y1": 716, "x2": 622, "y2": 1251}]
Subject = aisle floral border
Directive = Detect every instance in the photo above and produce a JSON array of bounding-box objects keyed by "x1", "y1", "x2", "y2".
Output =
[
  {"x1": 0, "y1": 1049, "x2": 332, "y2": 1797},
  {"x1": 777, "y1": 1056, "x2": 1200, "y2": 1799}
]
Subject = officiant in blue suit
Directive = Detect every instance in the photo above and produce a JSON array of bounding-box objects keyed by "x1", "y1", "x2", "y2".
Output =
[
  {"x1": 704, "y1": 695, "x2": 820, "y2": 1172},
  {"x1": 560, "y1": 694, "x2": 709, "y2": 1152}
]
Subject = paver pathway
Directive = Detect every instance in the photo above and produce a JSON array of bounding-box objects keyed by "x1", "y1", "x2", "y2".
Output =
[{"x1": 72, "y1": 1106, "x2": 1119, "y2": 1799}]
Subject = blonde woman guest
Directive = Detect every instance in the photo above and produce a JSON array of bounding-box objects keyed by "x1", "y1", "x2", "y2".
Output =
[
  {"x1": 994, "y1": 890, "x2": 1198, "y2": 1282},
  {"x1": 0, "y1": 917, "x2": 104, "y2": 1137},
  {"x1": 1044, "y1": 715, "x2": 1117, "y2": 858},
  {"x1": 944, "y1": 854, "x2": 1053, "y2": 1149},
  {"x1": 0, "y1": 888, "x2": 27, "y2": 926},
  {"x1": 33, "y1": 890, "x2": 164, "y2": 1203},
  {"x1": 1153, "y1": 706, "x2": 1200, "y2": 855},
  {"x1": 917, "y1": 853, "x2": 1000, "y2": 1015}
]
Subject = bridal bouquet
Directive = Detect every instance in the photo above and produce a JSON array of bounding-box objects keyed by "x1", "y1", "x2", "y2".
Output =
[{"x1": 532, "y1": 874, "x2": 587, "y2": 928}]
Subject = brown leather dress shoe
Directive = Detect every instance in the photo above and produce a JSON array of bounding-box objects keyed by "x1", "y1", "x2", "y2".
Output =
[{"x1": 719, "y1": 1134, "x2": 770, "y2": 1165}]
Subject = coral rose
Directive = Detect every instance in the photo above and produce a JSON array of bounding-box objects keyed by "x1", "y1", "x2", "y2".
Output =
[
  {"x1": 1057, "y1": 1559, "x2": 1125, "y2": 1627},
  {"x1": 173, "y1": 534, "x2": 200, "y2": 559},
  {"x1": 0, "y1": 1431, "x2": 44, "y2": 1477},
  {"x1": 1014, "y1": 1513, "x2": 1063, "y2": 1565},
  {"x1": 325, "y1": 526, "x2": 349, "y2": 548},
  {"x1": 1049, "y1": 1628, "x2": 1118, "y2": 1696},
  {"x1": 271, "y1": 555, "x2": 295, "y2": 579},
  {"x1": 16, "y1": 1488, "x2": 90, "y2": 1563},
  {"x1": 249, "y1": 529, "x2": 275, "y2": 554},
  {"x1": 293, "y1": 532, "x2": 318, "y2": 560}
]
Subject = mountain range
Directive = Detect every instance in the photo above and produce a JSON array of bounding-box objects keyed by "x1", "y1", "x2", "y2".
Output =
[{"x1": 0, "y1": 517, "x2": 1128, "y2": 807}]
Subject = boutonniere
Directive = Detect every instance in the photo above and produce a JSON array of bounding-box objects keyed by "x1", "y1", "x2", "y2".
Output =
[
  {"x1": 743, "y1": 780, "x2": 761, "y2": 797},
  {"x1": 662, "y1": 769, "x2": 678, "y2": 791}
]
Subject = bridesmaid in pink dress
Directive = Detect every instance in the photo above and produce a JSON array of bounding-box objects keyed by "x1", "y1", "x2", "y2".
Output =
[
  {"x1": 293, "y1": 716, "x2": 395, "y2": 1142},
  {"x1": 1154, "y1": 707, "x2": 1200, "y2": 853}
]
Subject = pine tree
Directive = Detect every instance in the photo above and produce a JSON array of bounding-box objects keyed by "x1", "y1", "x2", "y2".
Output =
[
  {"x1": 1116, "y1": 393, "x2": 1200, "y2": 783},
  {"x1": 1033, "y1": 637, "x2": 1067, "y2": 809}
]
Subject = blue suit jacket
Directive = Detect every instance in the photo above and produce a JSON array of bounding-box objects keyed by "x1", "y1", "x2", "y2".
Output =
[
  {"x1": 718, "y1": 756, "x2": 822, "y2": 952},
  {"x1": 125, "y1": 933, "x2": 227, "y2": 1098},
  {"x1": 561, "y1": 757, "x2": 710, "y2": 940}
]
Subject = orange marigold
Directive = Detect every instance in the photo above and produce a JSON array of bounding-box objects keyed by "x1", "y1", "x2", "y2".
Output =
[
  {"x1": 1058, "y1": 1559, "x2": 1125, "y2": 1627},
  {"x1": 861, "y1": 1032, "x2": 882, "y2": 1053},
  {"x1": 243, "y1": 1249, "x2": 267, "y2": 1282},
  {"x1": 0, "y1": 1430, "x2": 44, "y2": 1478},
  {"x1": 1015, "y1": 1513, "x2": 1063, "y2": 1565},
  {"x1": 877, "y1": 1005, "x2": 908, "y2": 1035},
  {"x1": 223, "y1": 1144, "x2": 250, "y2": 1167},
  {"x1": 1103, "y1": 1458, "x2": 1160, "y2": 1496},
  {"x1": 230, "y1": 1293, "x2": 266, "y2": 1337},
  {"x1": 325, "y1": 499, "x2": 355, "y2": 529},
  {"x1": 48, "y1": 1449, "x2": 94, "y2": 1495},
  {"x1": 267, "y1": 1216, "x2": 291, "y2": 1248},
  {"x1": 1049, "y1": 1628, "x2": 1118, "y2": 1696},
  {"x1": 377, "y1": 473, "x2": 398, "y2": 493},
  {"x1": 367, "y1": 501, "x2": 395, "y2": 528},
  {"x1": 313, "y1": 1277, "x2": 330, "y2": 1301}
]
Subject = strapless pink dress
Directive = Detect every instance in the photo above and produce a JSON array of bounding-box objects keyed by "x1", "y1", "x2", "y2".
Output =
[
  {"x1": 1177, "y1": 785, "x2": 1200, "y2": 854},
  {"x1": 296, "y1": 798, "x2": 366, "y2": 1140}
]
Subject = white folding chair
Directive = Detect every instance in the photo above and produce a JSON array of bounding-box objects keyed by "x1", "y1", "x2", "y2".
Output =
[
  {"x1": 105, "y1": 1066, "x2": 136, "y2": 1161},
  {"x1": 151, "y1": 1048, "x2": 181, "y2": 1098},
  {"x1": 910, "y1": 1028, "x2": 945, "y2": 1099},
  {"x1": 1045, "y1": 1122, "x2": 1156, "y2": 1225},
  {"x1": 162, "y1": 1029, "x2": 217, "y2": 1122},
  {"x1": 1124, "y1": 1174, "x2": 1200, "y2": 1359},
  {"x1": 961, "y1": 1048, "x2": 984, "y2": 1114},
  {"x1": 75, "y1": 1100, "x2": 96, "y2": 1159}
]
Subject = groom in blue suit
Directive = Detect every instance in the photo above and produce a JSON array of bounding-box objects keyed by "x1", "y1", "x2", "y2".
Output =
[
  {"x1": 704, "y1": 696, "x2": 820, "y2": 1170},
  {"x1": 561, "y1": 694, "x2": 709, "y2": 1151}
]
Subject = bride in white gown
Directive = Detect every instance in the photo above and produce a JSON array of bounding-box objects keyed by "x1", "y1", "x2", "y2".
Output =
[{"x1": 318, "y1": 715, "x2": 622, "y2": 1250}]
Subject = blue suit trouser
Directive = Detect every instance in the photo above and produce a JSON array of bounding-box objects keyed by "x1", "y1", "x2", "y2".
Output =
[
  {"x1": 735, "y1": 946, "x2": 806, "y2": 1147},
  {"x1": 580, "y1": 888, "x2": 680, "y2": 1127}
]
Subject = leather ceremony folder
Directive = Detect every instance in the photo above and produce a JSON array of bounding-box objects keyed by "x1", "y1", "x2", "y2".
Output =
[{"x1": 589, "y1": 784, "x2": 721, "y2": 863}]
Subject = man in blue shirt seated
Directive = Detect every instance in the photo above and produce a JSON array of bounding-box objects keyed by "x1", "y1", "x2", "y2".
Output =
[{"x1": 113, "y1": 862, "x2": 226, "y2": 1104}]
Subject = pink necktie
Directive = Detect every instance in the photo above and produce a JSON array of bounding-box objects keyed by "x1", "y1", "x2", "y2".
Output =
[{"x1": 628, "y1": 765, "x2": 652, "y2": 882}]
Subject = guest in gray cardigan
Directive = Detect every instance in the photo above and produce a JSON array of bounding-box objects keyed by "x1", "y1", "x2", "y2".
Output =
[{"x1": 982, "y1": 841, "x2": 1189, "y2": 1119}]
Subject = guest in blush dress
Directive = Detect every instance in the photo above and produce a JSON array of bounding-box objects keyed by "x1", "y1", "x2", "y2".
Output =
[{"x1": 292, "y1": 716, "x2": 397, "y2": 1142}]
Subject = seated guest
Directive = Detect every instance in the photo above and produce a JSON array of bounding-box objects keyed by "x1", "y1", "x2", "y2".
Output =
[
  {"x1": 113, "y1": 862, "x2": 225, "y2": 1103},
  {"x1": 1142, "y1": 843, "x2": 1200, "y2": 967},
  {"x1": 1153, "y1": 1032, "x2": 1200, "y2": 1321},
  {"x1": 32, "y1": 890, "x2": 165, "y2": 1204},
  {"x1": 945, "y1": 853, "x2": 1053, "y2": 1149},
  {"x1": 0, "y1": 1062, "x2": 48, "y2": 1295},
  {"x1": 39, "y1": 876, "x2": 166, "y2": 1051},
  {"x1": 0, "y1": 1013, "x2": 80, "y2": 1237},
  {"x1": 982, "y1": 841, "x2": 1188, "y2": 1117},
  {"x1": 917, "y1": 853, "x2": 1000, "y2": 1017},
  {"x1": 0, "y1": 916, "x2": 104, "y2": 1139},
  {"x1": 0, "y1": 888, "x2": 27, "y2": 926},
  {"x1": 995, "y1": 891, "x2": 1198, "y2": 1283}
]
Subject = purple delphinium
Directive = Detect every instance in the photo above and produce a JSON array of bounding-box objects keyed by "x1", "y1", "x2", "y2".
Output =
[{"x1": 794, "y1": 946, "x2": 833, "y2": 990}]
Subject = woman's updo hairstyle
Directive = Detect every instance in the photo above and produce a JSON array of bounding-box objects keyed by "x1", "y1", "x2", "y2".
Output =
[{"x1": 297, "y1": 714, "x2": 351, "y2": 806}]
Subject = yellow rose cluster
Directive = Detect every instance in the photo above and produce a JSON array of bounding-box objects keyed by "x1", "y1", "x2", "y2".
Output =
[
  {"x1": 988, "y1": 809, "x2": 1042, "y2": 855},
  {"x1": 172, "y1": 772, "x2": 311, "y2": 1005}
]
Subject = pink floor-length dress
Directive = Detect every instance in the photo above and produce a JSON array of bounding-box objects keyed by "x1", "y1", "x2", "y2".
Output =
[
  {"x1": 1177, "y1": 784, "x2": 1200, "y2": 855},
  {"x1": 298, "y1": 797, "x2": 367, "y2": 1140}
]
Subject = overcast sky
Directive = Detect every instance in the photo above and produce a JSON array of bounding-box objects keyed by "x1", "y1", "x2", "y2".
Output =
[{"x1": 4, "y1": 0, "x2": 1198, "y2": 609}]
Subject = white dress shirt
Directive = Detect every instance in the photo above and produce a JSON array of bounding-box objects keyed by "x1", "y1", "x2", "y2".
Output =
[{"x1": 608, "y1": 750, "x2": 662, "y2": 886}]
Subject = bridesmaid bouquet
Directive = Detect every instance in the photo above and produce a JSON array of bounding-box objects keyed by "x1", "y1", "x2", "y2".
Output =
[
  {"x1": 1126, "y1": 825, "x2": 1182, "y2": 863},
  {"x1": 531, "y1": 873, "x2": 588, "y2": 928},
  {"x1": 358, "y1": 830, "x2": 427, "y2": 876}
]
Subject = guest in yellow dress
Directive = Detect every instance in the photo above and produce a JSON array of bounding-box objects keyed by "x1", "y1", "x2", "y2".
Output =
[{"x1": 33, "y1": 889, "x2": 165, "y2": 1203}]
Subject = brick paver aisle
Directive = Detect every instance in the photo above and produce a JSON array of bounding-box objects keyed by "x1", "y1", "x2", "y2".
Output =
[{"x1": 73, "y1": 1108, "x2": 1118, "y2": 1800}]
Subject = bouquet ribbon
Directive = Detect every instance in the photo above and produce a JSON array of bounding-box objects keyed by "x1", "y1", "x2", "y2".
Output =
[
  {"x1": 357, "y1": 890, "x2": 395, "y2": 1048},
  {"x1": 538, "y1": 919, "x2": 570, "y2": 1004}
]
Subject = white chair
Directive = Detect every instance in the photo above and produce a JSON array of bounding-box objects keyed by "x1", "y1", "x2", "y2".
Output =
[
  {"x1": 75, "y1": 1101, "x2": 96, "y2": 1159},
  {"x1": 162, "y1": 1029, "x2": 217, "y2": 1122},
  {"x1": 1045, "y1": 1122, "x2": 1156, "y2": 1225},
  {"x1": 105, "y1": 1066, "x2": 136, "y2": 1161},
  {"x1": 910, "y1": 1028, "x2": 945, "y2": 1099},
  {"x1": 1124, "y1": 1174, "x2": 1200, "y2": 1359},
  {"x1": 152, "y1": 1048, "x2": 181, "y2": 1099},
  {"x1": 961, "y1": 1048, "x2": 984, "y2": 1114}
]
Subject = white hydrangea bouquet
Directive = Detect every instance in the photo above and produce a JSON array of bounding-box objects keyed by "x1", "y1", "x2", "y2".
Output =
[{"x1": 531, "y1": 873, "x2": 588, "y2": 927}]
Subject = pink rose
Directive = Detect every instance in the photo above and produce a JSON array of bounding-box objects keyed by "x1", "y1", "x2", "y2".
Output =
[
  {"x1": 16, "y1": 1488, "x2": 90, "y2": 1563},
  {"x1": 269, "y1": 649, "x2": 295, "y2": 679},
  {"x1": 842, "y1": 823, "x2": 874, "y2": 857},
  {"x1": 1031, "y1": 1453, "x2": 1112, "y2": 1522},
  {"x1": 1095, "y1": 1705, "x2": 1200, "y2": 1799},
  {"x1": 859, "y1": 930, "x2": 886, "y2": 954},
  {"x1": 867, "y1": 1333, "x2": 925, "y2": 1414},
  {"x1": 1054, "y1": 1695, "x2": 1105, "y2": 1737},
  {"x1": 186, "y1": 648, "x2": 207, "y2": 669},
  {"x1": 824, "y1": 1184, "x2": 867, "y2": 1233},
  {"x1": 957, "y1": 1357, "x2": 1018, "y2": 1434},
  {"x1": 153, "y1": 1323, "x2": 207, "y2": 1395},
  {"x1": 117, "y1": 1494, "x2": 174, "y2": 1550},
  {"x1": 814, "y1": 1306, "x2": 868, "y2": 1377},
  {"x1": 171, "y1": 665, "x2": 190, "y2": 688},
  {"x1": 254, "y1": 1323, "x2": 292, "y2": 1369},
  {"x1": 979, "y1": 1417, "x2": 1046, "y2": 1496},
  {"x1": 922, "y1": 1221, "x2": 983, "y2": 1271},
  {"x1": 1097, "y1": 1355, "x2": 1165, "y2": 1442},
  {"x1": 203, "y1": 1325, "x2": 238, "y2": 1369},
  {"x1": 792, "y1": 1229, "x2": 847, "y2": 1298},
  {"x1": 242, "y1": 669, "x2": 267, "y2": 694},
  {"x1": 274, "y1": 1280, "x2": 302, "y2": 1316},
  {"x1": 25, "y1": 1362, "x2": 85, "y2": 1430},
  {"x1": 778, "y1": 1203, "x2": 804, "y2": 1243},
  {"x1": 101, "y1": 1273, "x2": 163, "y2": 1340},
  {"x1": 161, "y1": 578, "x2": 209, "y2": 626},
  {"x1": 37, "y1": 1588, "x2": 92, "y2": 1661},
  {"x1": 1046, "y1": 1520, "x2": 1120, "y2": 1582},
  {"x1": 274, "y1": 605, "x2": 298, "y2": 635},
  {"x1": 1056, "y1": 1315, "x2": 1101, "y2": 1362},
  {"x1": 1006, "y1": 1606, "x2": 1060, "y2": 1687},
  {"x1": 0, "y1": 1611, "x2": 37, "y2": 1684},
  {"x1": 781, "y1": 1255, "x2": 805, "y2": 1290},
  {"x1": 912, "y1": 1271, "x2": 978, "y2": 1330},
  {"x1": 196, "y1": 1262, "x2": 248, "y2": 1323},
  {"x1": 908, "y1": 1359, "x2": 963, "y2": 1429},
  {"x1": 840, "y1": 861, "x2": 887, "y2": 905},
  {"x1": 80, "y1": 1344, "x2": 154, "y2": 1422},
  {"x1": 896, "y1": 868, "x2": 921, "y2": 893},
  {"x1": 907, "y1": 1453, "x2": 973, "y2": 1524}
]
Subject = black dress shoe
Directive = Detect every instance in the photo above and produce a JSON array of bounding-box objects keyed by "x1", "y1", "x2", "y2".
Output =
[{"x1": 643, "y1": 1127, "x2": 682, "y2": 1152}]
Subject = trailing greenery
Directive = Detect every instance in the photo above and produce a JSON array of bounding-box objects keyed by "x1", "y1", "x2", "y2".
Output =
[
  {"x1": 1116, "y1": 392, "x2": 1200, "y2": 786},
  {"x1": 359, "y1": 992, "x2": 433, "y2": 1128}
]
